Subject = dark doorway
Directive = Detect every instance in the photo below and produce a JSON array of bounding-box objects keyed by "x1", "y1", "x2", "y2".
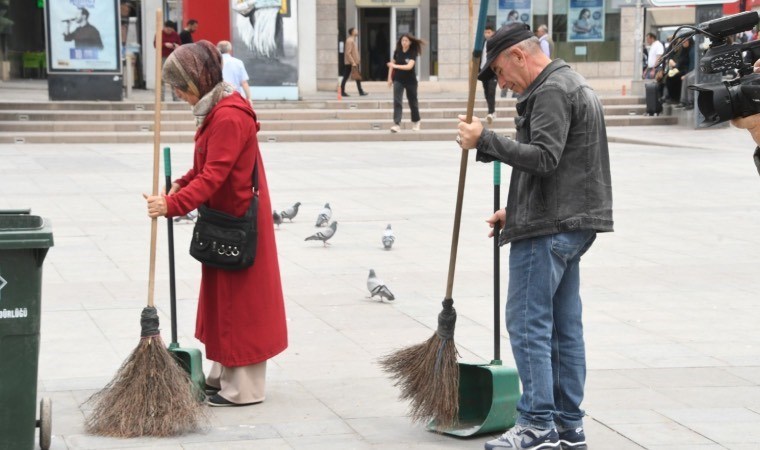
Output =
[{"x1": 359, "y1": 8, "x2": 390, "y2": 81}]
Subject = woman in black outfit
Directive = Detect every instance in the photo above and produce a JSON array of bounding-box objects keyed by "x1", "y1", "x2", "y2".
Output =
[
  {"x1": 665, "y1": 37, "x2": 692, "y2": 104},
  {"x1": 387, "y1": 33, "x2": 424, "y2": 133}
]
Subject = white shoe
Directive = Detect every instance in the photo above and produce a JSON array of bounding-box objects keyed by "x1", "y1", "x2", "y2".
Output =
[
  {"x1": 486, "y1": 114, "x2": 494, "y2": 125},
  {"x1": 484, "y1": 425, "x2": 560, "y2": 449},
  {"x1": 412, "y1": 121, "x2": 421, "y2": 131},
  {"x1": 390, "y1": 125, "x2": 400, "y2": 133}
]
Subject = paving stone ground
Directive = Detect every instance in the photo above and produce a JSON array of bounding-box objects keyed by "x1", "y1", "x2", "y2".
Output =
[{"x1": 1, "y1": 124, "x2": 760, "y2": 449}]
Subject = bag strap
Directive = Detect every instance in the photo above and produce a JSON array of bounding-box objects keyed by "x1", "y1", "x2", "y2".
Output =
[{"x1": 252, "y1": 159, "x2": 259, "y2": 194}]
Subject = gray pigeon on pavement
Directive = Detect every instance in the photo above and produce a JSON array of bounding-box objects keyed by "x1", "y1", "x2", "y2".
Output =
[
  {"x1": 280, "y1": 202, "x2": 301, "y2": 222},
  {"x1": 367, "y1": 269, "x2": 395, "y2": 301},
  {"x1": 315, "y1": 203, "x2": 332, "y2": 227},
  {"x1": 273, "y1": 210, "x2": 282, "y2": 228},
  {"x1": 305, "y1": 221, "x2": 337, "y2": 246},
  {"x1": 382, "y1": 224, "x2": 395, "y2": 250}
]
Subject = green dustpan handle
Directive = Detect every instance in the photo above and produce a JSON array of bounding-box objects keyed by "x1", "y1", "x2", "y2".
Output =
[
  {"x1": 493, "y1": 161, "x2": 501, "y2": 362},
  {"x1": 163, "y1": 146, "x2": 172, "y2": 178},
  {"x1": 163, "y1": 146, "x2": 179, "y2": 346}
]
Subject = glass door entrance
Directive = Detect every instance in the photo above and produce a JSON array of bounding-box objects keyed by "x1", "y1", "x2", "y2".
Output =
[
  {"x1": 391, "y1": 8, "x2": 419, "y2": 77},
  {"x1": 359, "y1": 8, "x2": 391, "y2": 81},
  {"x1": 392, "y1": 8, "x2": 417, "y2": 38},
  {"x1": 359, "y1": 7, "x2": 419, "y2": 81}
]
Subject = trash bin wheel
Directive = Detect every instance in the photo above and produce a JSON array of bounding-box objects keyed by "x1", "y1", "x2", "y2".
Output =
[{"x1": 39, "y1": 397, "x2": 52, "y2": 450}]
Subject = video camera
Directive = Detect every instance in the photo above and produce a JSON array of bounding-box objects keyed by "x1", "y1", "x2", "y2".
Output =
[{"x1": 666, "y1": 11, "x2": 760, "y2": 126}]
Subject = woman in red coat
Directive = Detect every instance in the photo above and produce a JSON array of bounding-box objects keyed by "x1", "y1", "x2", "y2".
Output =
[{"x1": 145, "y1": 40, "x2": 287, "y2": 406}]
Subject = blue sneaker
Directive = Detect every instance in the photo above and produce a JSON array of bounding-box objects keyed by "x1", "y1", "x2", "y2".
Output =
[
  {"x1": 484, "y1": 425, "x2": 560, "y2": 449},
  {"x1": 559, "y1": 427, "x2": 587, "y2": 450}
]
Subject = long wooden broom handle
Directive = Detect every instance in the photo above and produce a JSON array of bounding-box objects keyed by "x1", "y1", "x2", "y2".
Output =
[
  {"x1": 445, "y1": 0, "x2": 483, "y2": 299},
  {"x1": 147, "y1": 8, "x2": 163, "y2": 308}
]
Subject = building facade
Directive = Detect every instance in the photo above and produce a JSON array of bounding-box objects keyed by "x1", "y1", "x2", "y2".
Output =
[{"x1": 0, "y1": 0, "x2": 753, "y2": 96}]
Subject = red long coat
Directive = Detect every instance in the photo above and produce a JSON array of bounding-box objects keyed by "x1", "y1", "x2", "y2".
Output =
[{"x1": 165, "y1": 93, "x2": 288, "y2": 367}]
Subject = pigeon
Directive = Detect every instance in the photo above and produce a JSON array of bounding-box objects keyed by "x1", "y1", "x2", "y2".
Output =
[
  {"x1": 367, "y1": 269, "x2": 395, "y2": 301},
  {"x1": 315, "y1": 203, "x2": 332, "y2": 227},
  {"x1": 305, "y1": 221, "x2": 337, "y2": 246},
  {"x1": 273, "y1": 210, "x2": 282, "y2": 228},
  {"x1": 174, "y1": 210, "x2": 198, "y2": 223},
  {"x1": 382, "y1": 224, "x2": 395, "y2": 250},
  {"x1": 280, "y1": 202, "x2": 301, "y2": 222}
]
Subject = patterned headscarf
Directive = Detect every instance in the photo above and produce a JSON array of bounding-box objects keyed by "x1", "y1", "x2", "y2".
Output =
[
  {"x1": 163, "y1": 40, "x2": 221, "y2": 98},
  {"x1": 162, "y1": 40, "x2": 234, "y2": 124}
]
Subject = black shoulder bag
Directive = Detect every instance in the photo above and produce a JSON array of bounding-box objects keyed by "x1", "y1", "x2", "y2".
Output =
[{"x1": 189, "y1": 161, "x2": 259, "y2": 270}]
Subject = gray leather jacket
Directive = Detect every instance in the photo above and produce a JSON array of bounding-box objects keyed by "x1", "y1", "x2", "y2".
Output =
[{"x1": 476, "y1": 59, "x2": 613, "y2": 245}]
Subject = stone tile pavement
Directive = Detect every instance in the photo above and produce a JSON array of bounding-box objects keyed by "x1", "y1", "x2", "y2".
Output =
[{"x1": 1, "y1": 124, "x2": 760, "y2": 449}]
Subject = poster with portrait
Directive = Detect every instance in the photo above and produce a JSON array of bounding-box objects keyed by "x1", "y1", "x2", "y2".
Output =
[
  {"x1": 230, "y1": 0, "x2": 299, "y2": 100},
  {"x1": 568, "y1": 0, "x2": 605, "y2": 42},
  {"x1": 497, "y1": 0, "x2": 532, "y2": 28},
  {"x1": 45, "y1": 0, "x2": 121, "y2": 73}
]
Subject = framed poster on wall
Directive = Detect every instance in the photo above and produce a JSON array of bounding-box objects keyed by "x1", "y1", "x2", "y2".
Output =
[
  {"x1": 231, "y1": 0, "x2": 299, "y2": 100},
  {"x1": 568, "y1": 0, "x2": 605, "y2": 42},
  {"x1": 45, "y1": 0, "x2": 121, "y2": 73},
  {"x1": 497, "y1": 0, "x2": 532, "y2": 28}
]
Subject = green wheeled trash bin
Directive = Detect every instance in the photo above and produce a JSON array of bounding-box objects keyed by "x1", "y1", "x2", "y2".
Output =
[{"x1": 0, "y1": 210, "x2": 54, "y2": 450}]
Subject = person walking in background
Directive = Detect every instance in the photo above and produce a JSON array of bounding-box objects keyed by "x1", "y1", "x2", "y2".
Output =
[
  {"x1": 387, "y1": 33, "x2": 424, "y2": 133},
  {"x1": 218, "y1": 40, "x2": 252, "y2": 103},
  {"x1": 154, "y1": 21, "x2": 181, "y2": 101},
  {"x1": 481, "y1": 25, "x2": 497, "y2": 124},
  {"x1": 536, "y1": 24, "x2": 553, "y2": 58},
  {"x1": 644, "y1": 32, "x2": 664, "y2": 79},
  {"x1": 457, "y1": 23, "x2": 613, "y2": 450},
  {"x1": 179, "y1": 19, "x2": 198, "y2": 45},
  {"x1": 145, "y1": 40, "x2": 288, "y2": 407},
  {"x1": 341, "y1": 27, "x2": 367, "y2": 97}
]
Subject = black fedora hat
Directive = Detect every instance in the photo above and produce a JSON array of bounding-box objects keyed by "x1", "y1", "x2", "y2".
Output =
[{"x1": 478, "y1": 22, "x2": 534, "y2": 81}]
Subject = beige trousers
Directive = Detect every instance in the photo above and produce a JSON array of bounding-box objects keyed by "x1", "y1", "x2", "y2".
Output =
[{"x1": 206, "y1": 360, "x2": 267, "y2": 404}]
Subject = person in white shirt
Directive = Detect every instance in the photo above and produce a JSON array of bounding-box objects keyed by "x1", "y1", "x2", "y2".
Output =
[
  {"x1": 217, "y1": 40, "x2": 252, "y2": 102},
  {"x1": 536, "y1": 24, "x2": 553, "y2": 58},
  {"x1": 644, "y1": 32, "x2": 664, "y2": 79}
]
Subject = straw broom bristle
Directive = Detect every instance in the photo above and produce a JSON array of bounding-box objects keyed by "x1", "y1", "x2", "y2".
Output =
[
  {"x1": 379, "y1": 333, "x2": 460, "y2": 429},
  {"x1": 84, "y1": 335, "x2": 208, "y2": 437}
]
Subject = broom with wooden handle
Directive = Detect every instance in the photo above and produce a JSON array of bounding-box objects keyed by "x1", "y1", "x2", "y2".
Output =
[
  {"x1": 84, "y1": 10, "x2": 206, "y2": 437},
  {"x1": 379, "y1": 0, "x2": 491, "y2": 430}
]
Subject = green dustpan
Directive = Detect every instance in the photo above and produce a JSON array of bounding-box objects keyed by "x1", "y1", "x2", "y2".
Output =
[
  {"x1": 168, "y1": 342, "x2": 205, "y2": 399},
  {"x1": 441, "y1": 359, "x2": 520, "y2": 436},
  {"x1": 430, "y1": 162, "x2": 521, "y2": 437},
  {"x1": 164, "y1": 147, "x2": 206, "y2": 398}
]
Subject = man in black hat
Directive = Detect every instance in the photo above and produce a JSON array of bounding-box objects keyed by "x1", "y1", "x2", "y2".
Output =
[{"x1": 457, "y1": 22, "x2": 613, "y2": 450}]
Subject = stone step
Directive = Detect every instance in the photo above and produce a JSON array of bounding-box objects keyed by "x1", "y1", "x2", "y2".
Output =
[
  {"x1": 0, "y1": 96, "x2": 644, "y2": 111},
  {"x1": 0, "y1": 116, "x2": 677, "y2": 144},
  {"x1": 0, "y1": 113, "x2": 672, "y2": 134},
  {"x1": 0, "y1": 104, "x2": 647, "y2": 122}
]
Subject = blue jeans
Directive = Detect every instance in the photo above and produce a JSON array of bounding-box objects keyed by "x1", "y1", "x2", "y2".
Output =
[{"x1": 506, "y1": 230, "x2": 596, "y2": 431}]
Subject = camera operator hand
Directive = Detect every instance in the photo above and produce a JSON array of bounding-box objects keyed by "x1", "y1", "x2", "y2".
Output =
[
  {"x1": 732, "y1": 114, "x2": 760, "y2": 146},
  {"x1": 730, "y1": 59, "x2": 760, "y2": 145}
]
